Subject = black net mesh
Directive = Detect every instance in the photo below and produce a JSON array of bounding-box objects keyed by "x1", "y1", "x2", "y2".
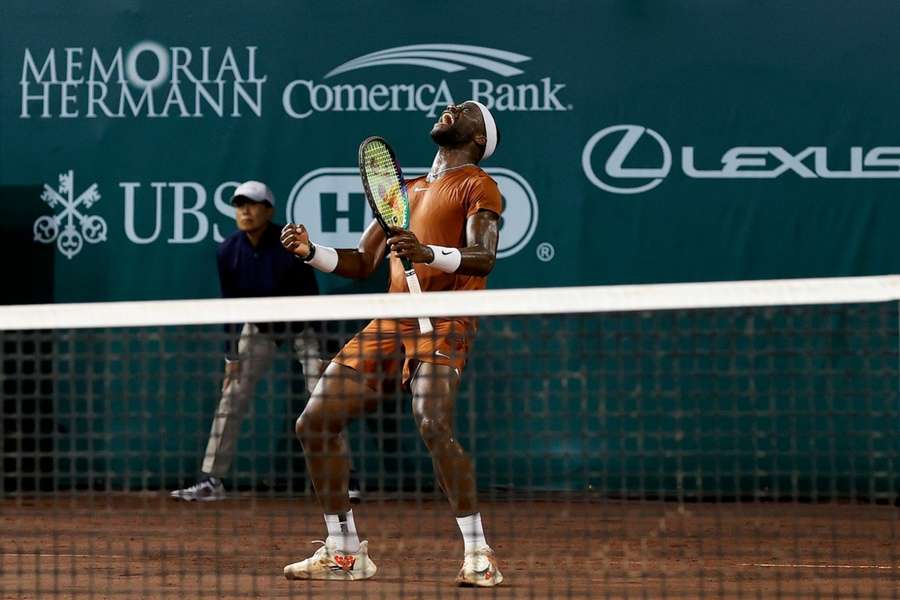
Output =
[{"x1": 2, "y1": 300, "x2": 899, "y2": 598}]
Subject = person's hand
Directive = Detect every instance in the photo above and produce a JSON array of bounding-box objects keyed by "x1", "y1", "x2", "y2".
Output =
[
  {"x1": 281, "y1": 223, "x2": 311, "y2": 258},
  {"x1": 222, "y1": 360, "x2": 241, "y2": 393},
  {"x1": 387, "y1": 228, "x2": 433, "y2": 263}
]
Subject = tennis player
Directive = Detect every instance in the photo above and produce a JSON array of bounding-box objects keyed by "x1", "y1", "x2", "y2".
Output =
[{"x1": 280, "y1": 101, "x2": 504, "y2": 586}]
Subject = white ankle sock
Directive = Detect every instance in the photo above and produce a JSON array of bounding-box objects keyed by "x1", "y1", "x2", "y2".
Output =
[
  {"x1": 325, "y1": 510, "x2": 361, "y2": 554},
  {"x1": 456, "y1": 513, "x2": 488, "y2": 554}
]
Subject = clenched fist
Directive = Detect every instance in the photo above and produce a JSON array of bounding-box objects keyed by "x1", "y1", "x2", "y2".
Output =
[{"x1": 281, "y1": 223, "x2": 311, "y2": 258}]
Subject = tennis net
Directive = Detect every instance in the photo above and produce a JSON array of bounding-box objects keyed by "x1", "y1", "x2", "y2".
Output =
[{"x1": 2, "y1": 275, "x2": 899, "y2": 598}]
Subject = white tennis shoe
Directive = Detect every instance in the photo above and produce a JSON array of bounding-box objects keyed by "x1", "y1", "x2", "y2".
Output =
[
  {"x1": 456, "y1": 545, "x2": 504, "y2": 587},
  {"x1": 283, "y1": 539, "x2": 377, "y2": 581}
]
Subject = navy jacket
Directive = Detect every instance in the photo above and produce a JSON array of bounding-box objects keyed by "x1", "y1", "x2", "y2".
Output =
[{"x1": 217, "y1": 222, "x2": 319, "y2": 359}]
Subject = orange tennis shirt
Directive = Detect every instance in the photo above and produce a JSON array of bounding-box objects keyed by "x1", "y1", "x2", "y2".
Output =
[
  {"x1": 332, "y1": 166, "x2": 502, "y2": 388},
  {"x1": 389, "y1": 165, "x2": 502, "y2": 293}
]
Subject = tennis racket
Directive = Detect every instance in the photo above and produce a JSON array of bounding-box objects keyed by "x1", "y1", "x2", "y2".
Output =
[{"x1": 358, "y1": 136, "x2": 433, "y2": 334}]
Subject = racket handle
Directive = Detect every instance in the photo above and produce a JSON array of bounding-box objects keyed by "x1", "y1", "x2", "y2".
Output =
[{"x1": 403, "y1": 268, "x2": 433, "y2": 334}]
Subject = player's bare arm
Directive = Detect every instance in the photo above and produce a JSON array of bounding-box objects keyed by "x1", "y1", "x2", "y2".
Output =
[
  {"x1": 387, "y1": 209, "x2": 499, "y2": 276},
  {"x1": 280, "y1": 220, "x2": 387, "y2": 279}
]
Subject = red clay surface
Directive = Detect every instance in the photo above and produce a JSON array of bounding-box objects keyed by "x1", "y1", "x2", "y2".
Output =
[{"x1": 2, "y1": 493, "x2": 899, "y2": 599}]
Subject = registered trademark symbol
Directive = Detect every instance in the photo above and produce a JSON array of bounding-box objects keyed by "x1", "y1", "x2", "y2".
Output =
[
  {"x1": 567, "y1": 104, "x2": 573, "y2": 110},
  {"x1": 536, "y1": 242, "x2": 555, "y2": 262}
]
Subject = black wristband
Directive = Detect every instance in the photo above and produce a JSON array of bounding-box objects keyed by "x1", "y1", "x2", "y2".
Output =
[{"x1": 301, "y1": 242, "x2": 317, "y2": 262}]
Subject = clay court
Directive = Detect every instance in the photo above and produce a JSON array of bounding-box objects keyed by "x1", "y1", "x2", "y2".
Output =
[{"x1": 2, "y1": 493, "x2": 898, "y2": 599}]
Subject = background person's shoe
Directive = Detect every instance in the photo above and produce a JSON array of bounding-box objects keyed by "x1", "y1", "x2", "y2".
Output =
[{"x1": 169, "y1": 477, "x2": 226, "y2": 502}]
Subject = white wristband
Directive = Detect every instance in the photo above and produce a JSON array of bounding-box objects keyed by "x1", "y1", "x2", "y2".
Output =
[
  {"x1": 427, "y1": 245, "x2": 462, "y2": 273},
  {"x1": 304, "y1": 242, "x2": 339, "y2": 273}
]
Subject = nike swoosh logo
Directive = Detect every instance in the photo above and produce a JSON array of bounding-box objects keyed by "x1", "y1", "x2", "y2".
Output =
[
  {"x1": 441, "y1": 250, "x2": 453, "y2": 255},
  {"x1": 434, "y1": 351, "x2": 450, "y2": 359}
]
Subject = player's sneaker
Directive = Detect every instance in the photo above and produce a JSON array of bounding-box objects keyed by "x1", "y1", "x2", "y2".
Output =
[
  {"x1": 456, "y1": 545, "x2": 504, "y2": 587},
  {"x1": 169, "y1": 477, "x2": 226, "y2": 502},
  {"x1": 283, "y1": 539, "x2": 376, "y2": 581}
]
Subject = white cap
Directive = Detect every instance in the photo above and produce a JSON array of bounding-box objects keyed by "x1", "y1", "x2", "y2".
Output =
[{"x1": 231, "y1": 180, "x2": 275, "y2": 206}]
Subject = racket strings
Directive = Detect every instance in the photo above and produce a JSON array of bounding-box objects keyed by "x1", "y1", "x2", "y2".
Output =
[{"x1": 363, "y1": 142, "x2": 407, "y2": 228}]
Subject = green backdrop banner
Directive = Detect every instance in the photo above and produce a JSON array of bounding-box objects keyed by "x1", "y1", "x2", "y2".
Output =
[
  {"x1": 4, "y1": 1, "x2": 900, "y2": 300},
  {"x1": 2, "y1": 1, "x2": 899, "y2": 495}
]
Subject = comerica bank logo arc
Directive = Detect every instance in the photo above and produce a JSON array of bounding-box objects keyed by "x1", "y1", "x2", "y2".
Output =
[
  {"x1": 282, "y1": 44, "x2": 569, "y2": 119},
  {"x1": 286, "y1": 168, "x2": 538, "y2": 259},
  {"x1": 582, "y1": 124, "x2": 900, "y2": 194}
]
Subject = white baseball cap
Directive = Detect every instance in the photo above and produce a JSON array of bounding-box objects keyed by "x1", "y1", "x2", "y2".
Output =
[{"x1": 231, "y1": 180, "x2": 275, "y2": 206}]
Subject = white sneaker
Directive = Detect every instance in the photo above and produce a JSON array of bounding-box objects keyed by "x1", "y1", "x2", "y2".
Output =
[
  {"x1": 169, "y1": 477, "x2": 226, "y2": 502},
  {"x1": 456, "y1": 545, "x2": 503, "y2": 587},
  {"x1": 283, "y1": 539, "x2": 376, "y2": 581}
]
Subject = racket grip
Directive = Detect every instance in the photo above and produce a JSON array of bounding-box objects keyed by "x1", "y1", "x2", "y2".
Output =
[{"x1": 404, "y1": 269, "x2": 433, "y2": 334}]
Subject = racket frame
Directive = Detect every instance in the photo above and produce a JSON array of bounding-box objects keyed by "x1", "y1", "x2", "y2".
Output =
[{"x1": 358, "y1": 136, "x2": 434, "y2": 334}]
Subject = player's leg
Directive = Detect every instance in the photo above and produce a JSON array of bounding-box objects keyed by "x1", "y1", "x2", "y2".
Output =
[
  {"x1": 410, "y1": 362, "x2": 473, "y2": 513},
  {"x1": 284, "y1": 360, "x2": 380, "y2": 581},
  {"x1": 295, "y1": 361, "x2": 376, "y2": 514},
  {"x1": 171, "y1": 324, "x2": 275, "y2": 501},
  {"x1": 411, "y1": 361, "x2": 503, "y2": 587},
  {"x1": 284, "y1": 319, "x2": 402, "y2": 581},
  {"x1": 292, "y1": 325, "x2": 362, "y2": 501}
]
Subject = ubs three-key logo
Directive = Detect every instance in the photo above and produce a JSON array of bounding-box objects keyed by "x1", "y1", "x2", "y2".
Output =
[
  {"x1": 286, "y1": 168, "x2": 538, "y2": 259},
  {"x1": 34, "y1": 170, "x2": 108, "y2": 258}
]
